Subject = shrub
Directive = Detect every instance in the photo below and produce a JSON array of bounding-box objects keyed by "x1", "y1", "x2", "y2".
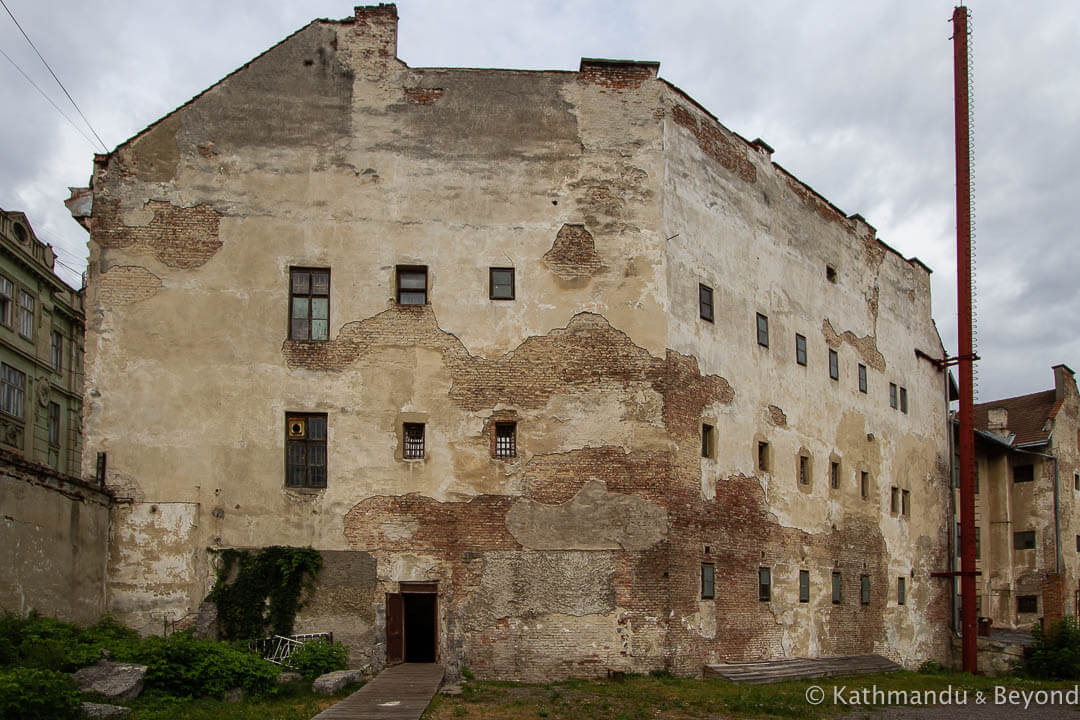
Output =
[
  {"x1": 0, "y1": 667, "x2": 82, "y2": 720},
  {"x1": 118, "y1": 631, "x2": 279, "y2": 698},
  {"x1": 0, "y1": 611, "x2": 141, "y2": 671},
  {"x1": 1023, "y1": 616, "x2": 1080, "y2": 679},
  {"x1": 288, "y1": 638, "x2": 348, "y2": 681}
]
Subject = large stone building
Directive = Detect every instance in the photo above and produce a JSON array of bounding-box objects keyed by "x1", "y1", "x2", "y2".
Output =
[
  {"x1": 966, "y1": 365, "x2": 1080, "y2": 630},
  {"x1": 69, "y1": 5, "x2": 953, "y2": 678}
]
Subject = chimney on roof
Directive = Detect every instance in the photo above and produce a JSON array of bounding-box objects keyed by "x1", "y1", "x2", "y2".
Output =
[
  {"x1": 354, "y1": 4, "x2": 398, "y2": 63},
  {"x1": 1053, "y1": 364, "x2": 1076, "y2": 402},
  {"x1": 987, "y1": 407, "x2": 1009, "y2": 438}
]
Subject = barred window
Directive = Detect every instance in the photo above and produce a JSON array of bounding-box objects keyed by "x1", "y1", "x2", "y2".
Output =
[
  {"x1": 47, "y1": 402, "x2": 60, "y2": 446},
  {"x1": 1017, "y1": 595, "x2": 1038, "y2": 614},
  {"x1": 285, "y1": 413, "x2": 327, "y2": 488},
  {"x1": 0, "y1": 275, "x2": 12, "y2": 327},
  {"x1": 289, "y1": 268, "x2": 330, "y2": 340},
  {"x1": 1, "y1": 363, "x2": 24, "y2": 419},
  {"x1": 17, "y1": 291, "x2": 33, "y2": 340},
  {"x1": 494, "y1": 422, "x2": 516, "y2": 458},
  {"x1": 403, "y1": 422, "x2": 425, "y2": 459}
]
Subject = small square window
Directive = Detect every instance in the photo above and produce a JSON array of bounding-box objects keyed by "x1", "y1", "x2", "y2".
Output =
[
  {"x1": 889, "y1": 383, "x2": 898, "y2": 409},
  {"x1": 757, "y1": 441, "x2": 770, "y2": 472},
  {"x1": 1017, "y1": 595, "x2": 1038, "y2": 614},
  {"x1": 758, "y1": 567, "x2": 771, "y2": 602},
  {"x1": 403, "y1": 422, "x2": 426, "y2": 459},
  {"x1": 832, "y1": 571, "x2": 842, "y2": 604},
  {"x1": 828, "y1": 349, "x2": 839, "y2": 380},
  {"x1": 799, "y1": 570, "x2": 810, "y2": 603},
  {"x1": 490, "y1": 267, "x2": 515, "y2": 300},
  {"x1": 289, "y1": 268, "x2": 330, "y2": 340},
  {"x1": 830, "y1": 461, "x2": 840, "y2": 490},
  {"x1": 860, "y1": 471, "x2": 869, "y2": 499},
  {"x1": 494, "y1": 421, "x2": 517, "y2": 458},
  {"x1": 701, "y1": 423, "x2": 715, "y2": 459},
  {"x1": 699, "y1": 284, "x2": 714, "y2": 323},
  {"x1": 890, "y1": 486, "x2": 899, "y2": 514},
  {"x1": 701, "y1": 563, "x2": 715, "y2": 599},
  {"x1": 756, "y1": 313, "x2": 769, "y2": 348},
  {"x1": 285, "y1": 413, "x2": 327, "y2": 488},
  {"x1": 897, "y1": 576, "x2": 906, "y2": 605},
  {"x1": 795, "y1": 334, "x2": 807, "y2": 366},
  {"x1": 899, "y1": 387, "x2": 908, "y2": 414},
  {"x1": 860, "y1": 574, "x2": 871, "y2": 605},
  {"x1": 1014, "y1": 464, "x2": 1034, "y2": 483},
  {"x1": 901, "y1": 489, "x2": 910, "y2": 516},
  {"x1": 1014, "y1": 530, "x2": 1036, "y2": 550},
  {"x1": 397, "y1": 266, "x2": 428, "y2": 305},
  {"x1": 858, "y1": 364, "x2": 867, "y2": 393}
]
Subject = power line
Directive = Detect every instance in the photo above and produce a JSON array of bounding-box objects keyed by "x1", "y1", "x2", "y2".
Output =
[
  {"x1": 0, "y1": 0, "x2": 108, "y2": 153},
  {"x1": 0, "y1": 46, "x2": 100, "y2": 151}
]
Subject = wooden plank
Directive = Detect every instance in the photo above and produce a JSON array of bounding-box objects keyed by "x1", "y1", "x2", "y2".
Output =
[{"x1": 312, "y1": 663, "x2": 444, "y2": 720}]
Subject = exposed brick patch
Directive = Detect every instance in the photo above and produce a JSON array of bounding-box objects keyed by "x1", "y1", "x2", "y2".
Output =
[
  {"x1": 521, "y1": 447, "x2": 673, "y2": 505},
  {"x1": 1042, "y1": 573, "x2": 1065, "y2": 626},
  {"x1": 97, "y1": 266, "x2": 163, "y2": 305},
  {"x1": 579, "y1": 61, "x2": 657, "y2": 90},
  {"x1": 671, "y1": 104, "x2": 756, "y2": 184},
  {"x1": 344, "y1": 494, "x2": 519, "y2": 553},
  {"x1": 784, "y1": 174, "x2": 849, "y2": 226},
  {"x1": 353, "y1": 4, "x2": 398, "y2": 59},
  {"x1": 543, "y1": 224, "x2": 607, "y2": 281},
  {"x1": 822, "y1": 318, "x2": 886, "y2": 372},
  {"x1": 404, "y1": 87, "x2": 444, "y2": 104},
  {"x1": 767, "y1": 405, "x2": 787, "y2": 427},
  {"x1": 94, "y1": 199, "x2": 222, "y2": 269}
]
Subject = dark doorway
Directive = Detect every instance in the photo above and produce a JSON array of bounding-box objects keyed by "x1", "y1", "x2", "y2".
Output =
[{"x1": 403, "y1": 593, "x2": 437, "y2": 662}]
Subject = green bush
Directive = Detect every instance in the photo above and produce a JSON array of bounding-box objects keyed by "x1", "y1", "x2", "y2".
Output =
[
  {"x1": 1023, "y1": 616, "x2": 1080, "y2": 679},
  {"x1": 0, "y1": 612, "x2": 140, "y2": 671},
  {"x1": 118, "y1": 632, "x2": 279, "y2": 698},
  {"x1": 288, "y1": 638, "x2": 348, "y2": 681},
  {"x1": 0, "y1": 667, "x2": 82, "y2": 720}
]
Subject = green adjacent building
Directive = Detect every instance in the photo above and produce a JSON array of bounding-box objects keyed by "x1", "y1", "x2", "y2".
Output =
[{"x1": 0, "y1": 209, "x2": 84, "y2": 476}]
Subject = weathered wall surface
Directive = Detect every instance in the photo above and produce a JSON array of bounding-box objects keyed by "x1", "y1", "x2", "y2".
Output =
[
  {"x1": 0, "y1": 453, "x2": 110, "y2": 624},
  {"x1": 79, "y1": 6, "x2": 951, "y2": 677}
]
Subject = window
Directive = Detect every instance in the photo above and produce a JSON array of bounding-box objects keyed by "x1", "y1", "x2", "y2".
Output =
[
  {"x1": 756, "y1": 313, "x2": 769, "y2": 347},
  {"x1": 17, "y1": 291, "x2": 33, "y2": 340},
  {"x1": 974, "y1": 526, "x2": 981, "y2": 559},
  {"x1": 701, "y1": 423, "x2": 715, "y2": 459},
  {"x1": 699, "y1": 284, "x2": 714, "y2": 322},
  {"x1": 1014, "y1": 464, "x2": 1034, "y2": 483},
  {"x1": 861, "y1": 471, "x2": 869, "y2": 499},
  {"x1": 1017, "y1": 595, "x2": 1038, "y2": 614},
  {"x1": 289, "y1": 268, "x2": 330, "y2": 340},
  {"x1": 1074, "y1": 472, "x2": 1079, "y2": 491},
  {"x1": 701, "y1": 563, "x2": 715, "y2": 599},
  {"x1": 285, "y1": 413, "x2": 327, "y2": 488},
  {"x1": 798, "y1": 454, "x2": 810, "y2": 485},
  {"x1": 795, "y1": 334, "x2": 807, "y2": 366},
  {"x1": 899, "y1": 387, "x2": 908, "y2": 414},
  {"x1": 490, "y1": 267, "x2": 515, "y2": 300},
  {"x1": 758, "y1": 567, "x2": 771, "y2": 601},
  {"x1": 890, "y1": 487, "x2": 899, "y2": 514},
  {"x1": 826, "y1": 264, "x2": 837, "y2": 283},
  {"x1": 47, "y1": 402, "x2": 60, "y2": 447},
  {"x1": 897, "y1": 577, "x2": 906, "y2": 605},
  {"x1": 0, "y1": 274, "x2": 12, "y2": 327},
  {"x1": 1076, "y1": 535, "x2": 1079, "y2": 552},
  {"x1": 1, "y1": 363, "x2": 25, "y2": 419},
  {"x1": 830, "y1": 461, "x2": 840, "y2": 490},
  {"x1": 757, "y1": 441, "x2": 770, "y2": 472},
  {"x1": 860, "y1": 575, "x2": 871, "y2": 605},
  {"x1": 494, "y1": 421, "x2": 516, "y2": 458},
  {"x1": 50, "y1": 330, "x2": 62, "y2": 372},
  {"x1": 889, "y1": 383, "x2": 898, "y2": 409},
  {"x1": 1014, "y1": 530, "x2": 1036, "y2": 550},
  {"x1": 828, "y1": 349, "x2": 839, "y2": 380},
  {"x1": 799, "y1": 570, "x2": 810, "y2": 603},
  {"x1": 832, "y1": 571, "x2": 842, "y2": 604},
  {"x1": 396, "y1": 266, "x2": 428, "y2": 305},
  {"x1": 901, "y1": 489, "x2": 910, "y2": 516},
  {"x1": 976, "y1": 595, "x2": 983, "y2": 616},
  {"x1": 858, "y1": 364, "x2": 867, "y2": 393},
  {"x1": 403, "y1": 422, "x2": 426, "y2": 459}
]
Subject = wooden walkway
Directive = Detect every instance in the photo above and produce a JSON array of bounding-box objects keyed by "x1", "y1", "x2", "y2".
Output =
[
  {"x1": 312, "y1": 663, "x2": 445, "y2": 719},
  {"x1": 704, "y1": 654, "x2": 902, "y2": 685}
]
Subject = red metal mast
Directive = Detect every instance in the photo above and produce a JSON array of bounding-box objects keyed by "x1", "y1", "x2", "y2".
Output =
[{"x1": 952, "y1": 4, "x2": 978, "y2": 674}]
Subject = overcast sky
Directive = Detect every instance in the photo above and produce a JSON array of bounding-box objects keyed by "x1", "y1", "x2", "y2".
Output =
[{"x1": 1, "y1": 1, "x2": 1076, "y2": 402}]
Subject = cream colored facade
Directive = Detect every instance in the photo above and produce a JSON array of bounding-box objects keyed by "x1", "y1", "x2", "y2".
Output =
[{"x1": 71, "y1": 5, "x2": 952, "y2": 678}]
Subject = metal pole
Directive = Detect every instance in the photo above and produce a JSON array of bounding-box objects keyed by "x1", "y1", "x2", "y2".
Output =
[{"x1": 952, "y1": 4, "x2": 978, "y2": 674}]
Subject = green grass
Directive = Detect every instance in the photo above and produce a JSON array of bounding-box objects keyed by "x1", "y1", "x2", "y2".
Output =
[
  {"x1": 119, "y1": 682, "x2": 362, "y2": 720},
  {"x1": 423, "y1": 670, "x2": 1080, "y2": 719}
]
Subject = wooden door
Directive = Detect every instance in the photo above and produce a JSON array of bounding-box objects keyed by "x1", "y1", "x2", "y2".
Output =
[{"x1": 386, "y1": 593, "x2": 404, "y2": 664}]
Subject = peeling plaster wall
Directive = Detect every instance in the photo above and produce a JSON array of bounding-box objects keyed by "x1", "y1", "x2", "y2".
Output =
[{"x1": 81, "y1": 8, "x2": 950, "y2": 678}]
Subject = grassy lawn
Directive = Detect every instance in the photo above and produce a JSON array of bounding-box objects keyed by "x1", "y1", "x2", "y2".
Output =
[
  {"x1": 422, "y1": 671, "x2": 1080, "y2": 719},
  {"x1": 108, "y1": 682, "x2": 361, "y2": 720}
]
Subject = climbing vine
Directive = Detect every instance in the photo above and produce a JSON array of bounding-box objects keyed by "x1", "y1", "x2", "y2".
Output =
[{"x1": 206, "y1": 546, "x2": 323, "y2": 640}]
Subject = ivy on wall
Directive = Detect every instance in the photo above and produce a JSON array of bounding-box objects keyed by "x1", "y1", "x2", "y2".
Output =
[{"x1": 206, "y1": 546, "x2": 323, "y2": 640}]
